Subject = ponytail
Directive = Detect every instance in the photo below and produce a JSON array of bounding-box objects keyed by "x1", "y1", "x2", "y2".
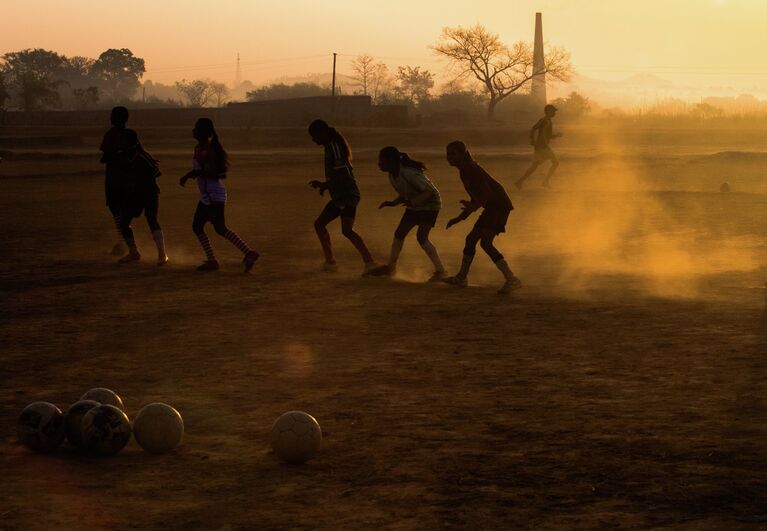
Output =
[
  {"x1": 210, "y1": 129, "x2": 229, "y2": 173},
  {"x1": 379, "y1": 146, "x2": 426, "y2": 171}
]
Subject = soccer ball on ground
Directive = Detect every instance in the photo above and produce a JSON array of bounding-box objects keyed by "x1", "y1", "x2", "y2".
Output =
[
  {"x1": 64, "y1": 400, "x2": 100, "y2": 449},
  {"x1": 270, "y1": 411, "x2": 322, "y2": 464},
  {"x1": 133, "y1": 403, "x2": 184, "y2": 454},
  {"x1": 80, "y1": 388, "x2": 125, "y2": 411},
  {"x1": 81, "y1": 404, "x2": 132, "y2": 456},
  {"x1": 17, "y1": 402, "x2": 66, "y2": 453}
]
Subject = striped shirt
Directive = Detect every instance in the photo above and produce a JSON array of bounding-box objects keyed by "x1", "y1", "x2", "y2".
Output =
[
  {"x1": 193, "y1": 144, "x2": 227, "y2": 205},
  {"x1": 388, "y1": 166, "x2": 441, "y2": 212}
]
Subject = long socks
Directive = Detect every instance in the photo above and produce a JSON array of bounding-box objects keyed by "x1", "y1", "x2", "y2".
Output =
[
  {"x1": 388, "y1": 238, "x2": 404, "y2": 268},
  {"x1": 152, "y1": 229, "x2": 166, "y2": 258},
  {"x1": 224, "y1": 229, "x2": 251, "y2": 255},
  {"x1": 420, "y1": 240, "x2": 445, "y2": 273},
  {"x1": 345, "y1": 231, "x2": 374, "y2": 264},
  {"x1": 316, "y1": 227, "x2": 334, "y2": 264},
  {"x1": 196, "y1": 232, "x2": 216, "y2": 261},
  {"x1": 456, "y1": 253, "x2": 475, "y2": 280}
]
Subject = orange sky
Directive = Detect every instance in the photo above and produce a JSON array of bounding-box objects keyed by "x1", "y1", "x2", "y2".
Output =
[{"x1": 4, "y1": 0, "x2": 767, "y2": 99}]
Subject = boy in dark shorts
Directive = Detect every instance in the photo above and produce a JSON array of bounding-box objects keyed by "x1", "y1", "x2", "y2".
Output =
[
  {"x1": 444, "y1": 141, "x2": 522, "y2": 294},
  {"x1": 515, "y1": 104, "x2": 561, "y2": 189},
  {"x1": 99, "y1": 106, "x2": 133, "y2": 255},
  {"x1": 116, "y1": 129, "x2": 168, "y2": 265}
]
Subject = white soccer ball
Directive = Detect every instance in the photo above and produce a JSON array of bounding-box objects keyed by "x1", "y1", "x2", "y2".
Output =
[
  {"x1": 80, "y1": 388, "x2": 125, "y2": 411},
  {"x1": 133, "y1": 403, "x2": 184, "y2": 454},
  {"x1": 270, "y1": 411, "x2": 322, "y2": 464},
  {"x1": 81, "y1": 404, "x2": 132, "y2": 456},
  {"x1": 64, "y1": 399, "x2": 100, "y2": 449},
  {"x1": 17, "y1": 402, "x2": 66, "y2": 453}
]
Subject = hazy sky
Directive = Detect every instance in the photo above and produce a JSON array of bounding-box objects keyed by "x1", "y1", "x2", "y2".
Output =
[{"x1": 4, "y1": 0, "x2": 767, "y2": 96}]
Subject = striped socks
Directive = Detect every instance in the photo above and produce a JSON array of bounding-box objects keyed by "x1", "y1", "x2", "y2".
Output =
[
  {"x1": 224, "y1": 230, "x2": 251, "y2": 255},
  {"x1": 196, "y1": 232, "x2": 216, "y2": 261}
]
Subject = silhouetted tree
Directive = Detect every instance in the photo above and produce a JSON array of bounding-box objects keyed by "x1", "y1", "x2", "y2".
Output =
[
  {"x1": 551, "y1": 91, "x2": 591, "y2": 118},
  {"x1": 72, "y1": 86, "x2": 100, "y2": 109},
  {"x1": 175, "y1": 79, "x2": 215, "y2": 107},
  {"x1": 351, "y1": 54, "x2": 379, "y2": 96},
  {"x1": 209, "y1": 82, "x2": 230, "y2": 107},
  {"x1": 1, "y1": 49, "x2": 67, "y2": 111},
  {"x1": 91, "y1": 48, "x2": 145, "y2": 102},
  {"x1": 246, "y1": 82, "x2": 331, "y2": 101},
  {"x1": 370, "y1": 63, "x2": 392, "y2": 104},
  {"x1": 0, "y1": 72, "x2": 8, "y2": 109},
  {"x1": 394, "y1": 66, "x2": 434, "y2": 106},
  {"x1": 433, "y1": 24, "x2": 572, "y2": 118}
]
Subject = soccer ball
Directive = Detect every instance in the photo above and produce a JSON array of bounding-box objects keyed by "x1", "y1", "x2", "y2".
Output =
[
  {"x1": 270, "y1": 411, "x2": 322, "y2": 464},
  {"x1": 17, "y1": 402, "x2": 66, "y2": 453},
  {"x1": 80, "y1": 388, "x2": 125, "y2": 411},
  {"x1": 133, "y1": 403, "x2": 184, "y2": 454},
  {"x1": 64, "y1": 400, "x2": 100, "y2": 449},
  {"x1": 81, "y1": 404, "x2": 132, "y2": 456}
]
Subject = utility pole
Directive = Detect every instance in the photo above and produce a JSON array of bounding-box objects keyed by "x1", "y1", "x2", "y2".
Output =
[{"x1": 331, "y1": 52, "x2": 337, "y2": 115}]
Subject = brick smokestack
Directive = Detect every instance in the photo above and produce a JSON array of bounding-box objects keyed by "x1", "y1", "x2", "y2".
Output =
[{"x1": 531, "y1": 12, "x2": 547, "y2": 105}]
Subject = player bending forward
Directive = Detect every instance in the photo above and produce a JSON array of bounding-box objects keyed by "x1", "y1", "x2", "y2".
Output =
[{"x1": 443, "y1": 141, "x2": 522, "y2": 294}]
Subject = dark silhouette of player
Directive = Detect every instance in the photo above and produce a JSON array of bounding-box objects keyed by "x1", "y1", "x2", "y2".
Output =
[
  {"x1": 443, "y1": 141, "x2": 522, "y2": 294},
  {"x1": 515, "y1": 104, "x2": 562, "y2": 189}
]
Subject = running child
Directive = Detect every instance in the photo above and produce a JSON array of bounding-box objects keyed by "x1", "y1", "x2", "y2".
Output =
[
  {"x1": 443, "y1": 141, "x2": 522, "y2": 294},
  {"x1": 515, "y1": 104, "x2": 561, "y2": 189},
  {"x1": 369, "y1": 146, "x2": 446, "y2": 281},
  {"x1": 179, "y1": 118, "x2": 259, "y2": 272},
  {"x1": 307, "y1": 119, "x2": 378, "y2": 275},
  {"x1": 99, "y1": 106, "x2": 133, "y2": 255},
  {"x1": 114, "y1": 130, "x2": 168, "y2": 265}
]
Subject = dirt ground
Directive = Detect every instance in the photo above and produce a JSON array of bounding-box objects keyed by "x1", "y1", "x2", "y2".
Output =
[{"x1": 1, "y1": 124, "x2": 766, "y2": 529}]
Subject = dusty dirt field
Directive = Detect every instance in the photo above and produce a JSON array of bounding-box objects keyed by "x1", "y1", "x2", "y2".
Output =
[{"x1": 1, "y1": 124, "x2": 766, "y2": 529}]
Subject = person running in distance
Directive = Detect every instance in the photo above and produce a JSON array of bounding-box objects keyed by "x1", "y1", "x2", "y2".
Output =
[
  {"x1": 444, "y1": 141, "x2": 522, "y2": 294},
  {"x1": 515, "y1": 104, "x2": 561, "y2": 190},
  {"x1": 179, "y1": 118, "x2": 258, "y2": 272},
  {"x1": 307, "y1": 119, "x2": 378, "y2": 275},
  {"x1": 369, "y1": 146, "x2": 446, "y2": 281},
  {"x1": 115, "y1": 129, "x2": 168, "y2": 265},
  {"x1": 99, "y1": 106, "x2": 133, "y2": 256}
]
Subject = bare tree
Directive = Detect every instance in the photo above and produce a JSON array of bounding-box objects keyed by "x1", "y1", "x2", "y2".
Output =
[
  {"x1": 370, "y1": 63, "x2": 391, "y2": 104},
  {"x1": 175, "y1": 79, "x2": 214, "y2": 107},
  {"x1": 210, "y1": 82, "x2": 230, "y2": 107},
  {"x1": 351, "y1": 54, "x2": 379, "y2": 96},
  {"x1": 433, "y1": 24, "x2": 572, "y2": 118}
]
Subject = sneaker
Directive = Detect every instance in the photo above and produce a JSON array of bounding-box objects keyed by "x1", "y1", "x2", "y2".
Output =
[
  {"x1": 322, "y1": 261, "x2": 338, "y2": 272},
  {"x1": 361, "y1": 262, "x2": 381, "y2": 277},
  {"x1": 243, "y1": 251, "x2": 259, "y2": 273},
  {"x1": 157, "y1": 254, "x2": 169, "y2": 266},
  {"x1": 368, "y1": 264, "x2": 394, "y2": 277},
  {"x1": 498, "y1": 276, "x2": 523, "y2": 294},
  {"x1": 196, "y1": 260, "x2": 220, "y2": 272},
  {"x1": 428, "y1": 270, "x2": 447, "y2": 283},
  {"x1": 443, "y1": 275, "x2": 468, "y2": 287},
  {"x1": 118, "y1": 251, "x2": 140, "y2": 263},
  {"x1": 110, "y1": 242, "x2": 128, "y2": 256}
]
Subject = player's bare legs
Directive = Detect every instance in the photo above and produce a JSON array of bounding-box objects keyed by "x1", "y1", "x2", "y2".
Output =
[{"x1": 515, "y1": 161, "x2": 541, "y2": 190}]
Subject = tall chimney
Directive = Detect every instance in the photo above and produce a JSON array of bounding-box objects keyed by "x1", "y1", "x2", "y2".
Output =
[{"x1": 531, "y1": 12, "x2": 547, "y2": 105}]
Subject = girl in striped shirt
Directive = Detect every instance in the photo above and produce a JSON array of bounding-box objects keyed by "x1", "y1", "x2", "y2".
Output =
[
  {"x1": 370, "y1": 146, "x2": 446, "y2": 281},
  {"x1": 179, "y1": 118, "x2": 258, "y2": 272},
  {"x1": 308, "y1": 119, "x2": 377, "y2": 275}
]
